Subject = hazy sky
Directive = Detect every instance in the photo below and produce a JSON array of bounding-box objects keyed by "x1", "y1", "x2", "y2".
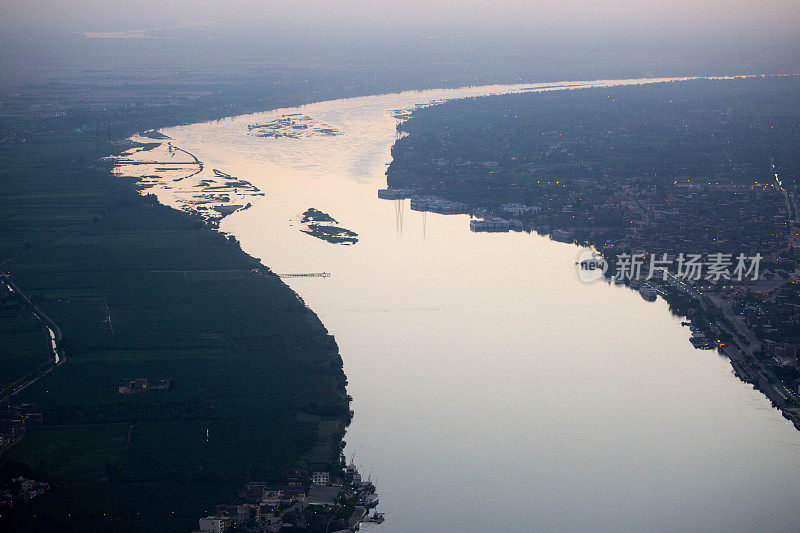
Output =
[{"x1": 2, "y1": 0, "x2": 799, "y2": 40}]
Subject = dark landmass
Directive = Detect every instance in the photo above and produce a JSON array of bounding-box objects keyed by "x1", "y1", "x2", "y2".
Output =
[
  {"x1": 385, "y1": 76, "x2": 800, "y2": 427},
  {"x1": 248, "y1": 115, "x2": 343, "y2": 139},
  {"x1": 0, "y1": 92, "x2": 351, "y2": 533},
  {"x1": 0, "y1": 30, "x2": 797, "y2": 530},
  {"x1": 301, "y1": 225, "x2": 359, "y2": 245},
  {"x1": 301, "y1": 208, "x2": 338, "y2": 224},
  {"x1": 139, "y1": 130, "x2": 171, "y2": 140},
  {"x1": 299, "y1": 209, "x2": 358, "y2": 245},
  {"x1": 0, "y1": 290, "x2": 54, "y2": 393}
]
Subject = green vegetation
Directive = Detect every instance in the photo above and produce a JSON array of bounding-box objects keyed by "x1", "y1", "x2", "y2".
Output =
[
  {"x1": 301, "y1": 225, "x2": 359, "y2": 245},
  {"x1": 0, "y1": 111, "x2": 349, "y2": 531},
  {"x1": 299, "y1": 209, "x2": 358, "y2": 245},
  {"x1": 390, "y1": 77, "x2": 800, "y2": 192},
  {"x1": 248, "y1": 116, "x2": 343, "y2": 139},
  {"x1": 0, "y1": 306, "x2": 53, "y2": 390},
  {"x1": 301, "y1": 208, "x2": 337, "y2": 224}
]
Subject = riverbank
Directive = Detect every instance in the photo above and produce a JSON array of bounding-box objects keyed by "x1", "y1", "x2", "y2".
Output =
[
  {"x1": 112, "y1": 79, "x2": 800, "y2": 531},
  {"x1": 383, "y1": 76, "x2": 800, "y2": 434},
  {"x1": 0, "y1": 108, "x2": 350, "y2": 531}
]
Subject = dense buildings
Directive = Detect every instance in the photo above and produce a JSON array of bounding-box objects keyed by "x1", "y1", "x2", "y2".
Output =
[{"x1": 385, "y1": 76, "x2": 800, "y2": 425}]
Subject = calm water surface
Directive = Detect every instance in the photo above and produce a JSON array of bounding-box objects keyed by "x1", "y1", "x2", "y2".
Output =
[{"x1": 116, "y1": 78, "x2": 800, "y2": 532}]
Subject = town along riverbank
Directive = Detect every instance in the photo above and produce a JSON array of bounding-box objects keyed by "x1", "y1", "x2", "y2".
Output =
[{"x1": 384, "y1": 76, "x2": 800, "y2": 432}]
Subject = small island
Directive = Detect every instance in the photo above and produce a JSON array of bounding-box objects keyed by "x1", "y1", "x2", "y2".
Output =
[
  {"x1": 139, "y1": 129, "x2": 172, "y2": 140},
  {"x1": 300, "y1": 208, "x2": 358, "y2": 245},
  {"x1": 248, "y1": 115, "x2": 343, "y2": 139}
]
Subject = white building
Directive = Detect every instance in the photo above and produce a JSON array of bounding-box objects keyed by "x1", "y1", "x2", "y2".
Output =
[
  {"x1": 501, "y1": 203, "x2": 540, "y2": 215},
  {"x1": 311, "y1": 471, "x2": 330, "y2": 485},
  {"x1": 196, "y1": 516, "x2": 230, "y2": 533}
]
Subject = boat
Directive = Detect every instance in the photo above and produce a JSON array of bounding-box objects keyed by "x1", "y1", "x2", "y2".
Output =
[
  {"x1": 360, "y1": 493, "x2": 379, "y2": 508},
  {"x1": 363, "y1": 511, "x2": 385, "y2": 523},
  {"x1": 639, "y1": 284, "x2": 657, "y2": 301},
  {"x1": 377, "y1": 188, "x2": 413, "y2": 200},
  {"x1": 690, "y1": 336, "x2": 716, "y2": 349}
]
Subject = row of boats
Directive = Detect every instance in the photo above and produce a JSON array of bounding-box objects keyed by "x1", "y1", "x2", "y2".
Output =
[
  {"x1": 613, "y1": 276, "x2": 659, "y2": 301},
  {"x1": 345, "y1": 461, "x2": 380, "y2": 508}
]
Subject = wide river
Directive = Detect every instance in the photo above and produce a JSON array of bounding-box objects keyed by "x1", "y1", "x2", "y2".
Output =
[{"x1": 116, "y1": 77, "x2": 800, "y2": 532}]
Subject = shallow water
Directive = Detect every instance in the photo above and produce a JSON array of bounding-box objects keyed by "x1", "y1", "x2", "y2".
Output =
[{"x1": 116, "y1": 77, "x2": 800, "y2": 532}]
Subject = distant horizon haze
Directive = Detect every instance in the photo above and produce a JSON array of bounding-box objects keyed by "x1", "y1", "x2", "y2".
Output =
[
  {"x1": 2, "y1": 0, "x2": 800, "y2": 41},
  {"x1": 1, "y1": 1, "x2": 798, "y2": 102}
]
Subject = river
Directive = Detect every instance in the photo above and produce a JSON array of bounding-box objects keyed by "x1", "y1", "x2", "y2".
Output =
[{"x1": 115, "y1": 77, "x2": 800, "y2": 532}]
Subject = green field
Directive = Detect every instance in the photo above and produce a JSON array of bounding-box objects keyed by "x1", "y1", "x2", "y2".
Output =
[
  {"x1": 0, "y1": 312, "x2": 53, "y2": 390},
  {"x1": 0, "y1": 121, "x2": 349, "y2": 531}
]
